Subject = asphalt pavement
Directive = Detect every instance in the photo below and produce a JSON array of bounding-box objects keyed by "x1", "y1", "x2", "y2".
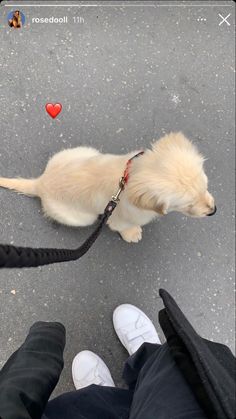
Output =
[{"x1": 0, "y1": 0, "x2": 235, "y2": 397}]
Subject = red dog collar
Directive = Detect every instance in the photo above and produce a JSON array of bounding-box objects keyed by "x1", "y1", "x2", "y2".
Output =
[
  {"x1": 111, "y1": 151, "x2": 144, "y2": 203},
  {"x1": 123, "y1": 150, "x2": 144, "y2": 184}
]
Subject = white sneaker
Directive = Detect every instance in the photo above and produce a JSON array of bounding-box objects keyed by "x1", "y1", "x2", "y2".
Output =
[
  {"x1": 113, "y1": 304, "x2": 161, "y2": 355},
  {"x1": 72, "y1": 350, "x2": 115, "y2": 390}
]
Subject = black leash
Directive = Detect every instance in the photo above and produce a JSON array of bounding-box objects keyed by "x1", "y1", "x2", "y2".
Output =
[
  {"x1": 0, "y1": 152, "x2": 143, "y2": 269},
  {"x1": 0, "y1": 200, "x2": 117, "y2": 269}
]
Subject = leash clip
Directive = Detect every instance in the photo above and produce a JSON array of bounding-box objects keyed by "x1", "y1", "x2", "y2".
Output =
[{"x1": 111, "y1": 177, "x2": 126, "y2": 202}]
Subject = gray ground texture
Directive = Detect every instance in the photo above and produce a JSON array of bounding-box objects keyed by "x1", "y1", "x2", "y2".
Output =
[{"x1": 0, "y1": 0, "x2": 235, "y2": 398}]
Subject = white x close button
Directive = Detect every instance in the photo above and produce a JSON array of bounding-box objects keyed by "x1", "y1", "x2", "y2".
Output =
[{"x1": 218, "y1": 13, "x2": 231, "y2": 26}]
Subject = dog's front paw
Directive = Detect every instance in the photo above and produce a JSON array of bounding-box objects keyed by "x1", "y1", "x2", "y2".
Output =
[{"x1": 120, "y1": 226, "x2": 142, "y2": 243}]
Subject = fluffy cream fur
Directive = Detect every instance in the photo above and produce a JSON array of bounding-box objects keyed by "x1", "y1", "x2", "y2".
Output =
[{"x1": 0, "y1": 132, "x2": 215, "y2": 242}]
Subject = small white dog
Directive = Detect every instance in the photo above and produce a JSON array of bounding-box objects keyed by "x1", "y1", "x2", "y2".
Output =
[{"x1": 0, "y1": 132, "x2": 216, "y2": 243}]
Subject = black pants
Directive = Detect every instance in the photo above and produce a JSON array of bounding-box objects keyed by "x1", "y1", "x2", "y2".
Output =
[{"x1": 0, "y1": 322, "x2": 206, "y2": 419}]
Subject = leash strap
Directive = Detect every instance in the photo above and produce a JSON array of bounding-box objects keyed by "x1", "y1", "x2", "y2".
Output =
[
  {"x1": 0, "y1": 151, "x2": 143, "y2": 269},
  {"x1": 0, "y1": 201, "x2": 117, "y2": 269}
]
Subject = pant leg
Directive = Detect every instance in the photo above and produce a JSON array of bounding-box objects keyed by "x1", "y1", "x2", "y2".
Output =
[
  {"x1": 44, "y1": 385, "x2": 133, "y2": 419},
  {"x1": 125, "y1": 342, "x2": 207, "y2": 419},
  {"x1": 0, "y1": 321, "x2": 65, "y2": 419},
  {"x1": 122, "y1": 342, "x2": 160, "y2": 390}
]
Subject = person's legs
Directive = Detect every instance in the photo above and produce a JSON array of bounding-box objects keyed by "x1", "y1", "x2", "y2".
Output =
[
  {"x1": 113, "y1": 303, "x2": 161, "y2": 390},
  {"x1": 45, "y1": 304, "x2": 162, "y2": 419},
  {"x1": 40, "y1": 302, "x2": 205, "y2": 419},
  {"x1": 113, "y1": 304, "x2": 206, "y2": 419},
  {"x1": 126, "y1": 343, "x2": 206, "y2": 419},
  {"x1": 0, "y1": 321, "x2": 65, "y2": 419},
  {"x1": 44, "y1": 350, "x2": 133, "y2": 419}
]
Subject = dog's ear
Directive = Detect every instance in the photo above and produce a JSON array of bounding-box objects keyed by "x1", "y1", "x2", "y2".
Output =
[{"x1": 131, "y1": 193, "x2": 168, "y2": 216}]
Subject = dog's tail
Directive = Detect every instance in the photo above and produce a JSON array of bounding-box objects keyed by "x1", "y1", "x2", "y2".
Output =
[{"x1": 0, "y1": 177, "x2": 39, "y2": 197}]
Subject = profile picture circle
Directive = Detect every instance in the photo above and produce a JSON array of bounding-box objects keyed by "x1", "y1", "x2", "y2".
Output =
[{"x1": 7, "y1": 10, "x2": 25, "y2": 28}]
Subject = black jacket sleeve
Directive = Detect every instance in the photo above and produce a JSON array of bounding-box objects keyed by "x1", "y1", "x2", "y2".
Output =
[{"x1": 159, "y1": 289, "x2": 236, "y2": 419}]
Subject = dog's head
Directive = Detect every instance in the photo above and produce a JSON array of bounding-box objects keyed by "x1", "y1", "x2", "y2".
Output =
[{"x1": 128, "y1": 132, "x2": 216, "y2": 218}]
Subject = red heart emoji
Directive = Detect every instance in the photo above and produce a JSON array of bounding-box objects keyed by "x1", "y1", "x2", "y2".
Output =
[{"x1": 45, "y1": 103, "x2": 62, "y2": 118}]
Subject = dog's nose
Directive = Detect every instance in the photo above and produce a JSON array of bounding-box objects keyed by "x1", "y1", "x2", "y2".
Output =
[{"x1": 207, "y1": 205, "x2": 217, "y2": 216}]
